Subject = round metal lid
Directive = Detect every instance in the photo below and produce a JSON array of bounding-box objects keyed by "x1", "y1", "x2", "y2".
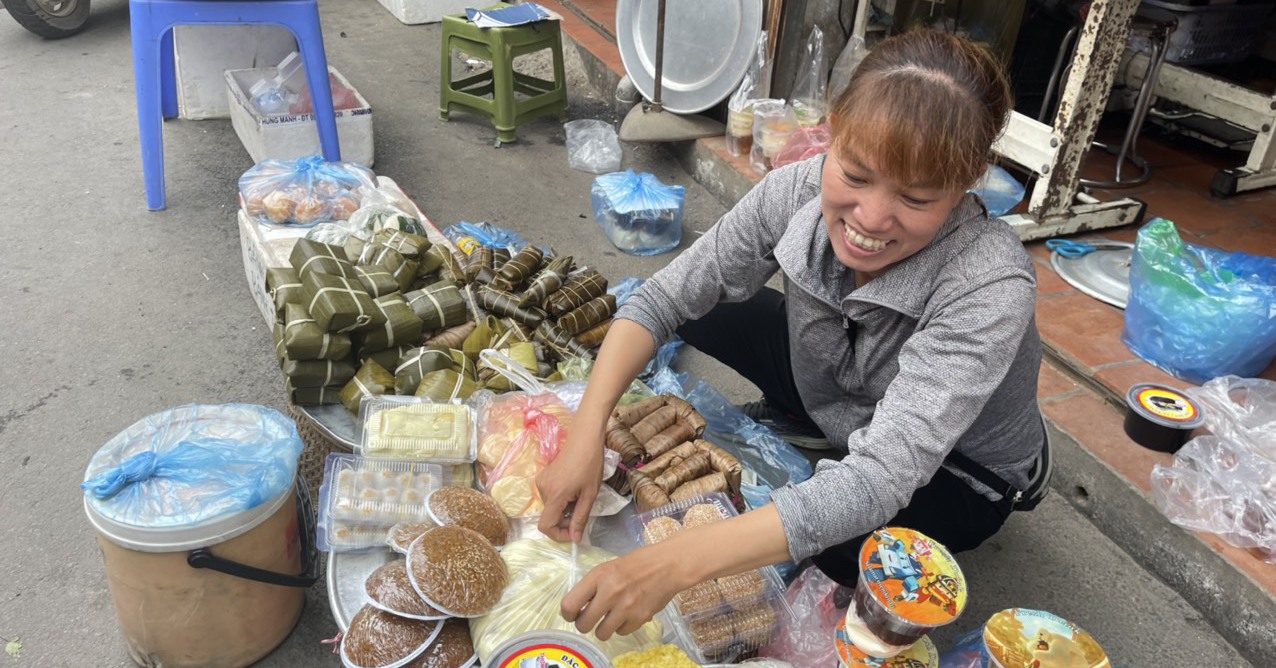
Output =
[
  {"x1": 1050, "y1": 242, "x2": 1133, "y2": 309},
  {"x1": 616, "y1": 0, "x2": 764, "y2": 114}
]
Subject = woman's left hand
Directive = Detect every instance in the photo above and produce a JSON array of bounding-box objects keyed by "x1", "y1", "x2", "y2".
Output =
[{"x1": 561, "y1": 543, "x2": 687, "y2": 640}]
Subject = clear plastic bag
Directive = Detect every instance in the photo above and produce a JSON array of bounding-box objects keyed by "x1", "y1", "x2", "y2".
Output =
[
  {"x1": 750, "y1": 100, "x2": 798, "y2": 175},
  {"x1": 789, "y1": 26, "x2": 827, "y2": 128},
  {"x1": 81, "y1": 404, "x2": 302, "y2": 529},
  {"x1": 565, "y1": 119, "x2": 623, "y2": 174},
  {"x1": 771, "y1": 124, "x2": 831, "y2": 170},
  {"x1": 726, "y1": 31, "x2": 771, "y2": 157},
  {"x1": 592, "y1": 171, "x2": 686, "y2": 256},
  {"x1": 470, "y1": 539, "x2": 664, "y2": 663},
  {"x1": 1122, "y1": 218, "x2": 1276, "y2": 383},
  {"x1": 239, "y1": 156, "x2": 375, "y2": 227},
  {"x1": 1151, "y1": 435, "x2": 1276, "y2": 562},
  {"x1": 758, "y1": 566, "x2": 845, "y2": 665},
  {"x1": 827, "y1": 34, "x2": 868, "y2": 101},
  {"x1": 1188, "y1": 376, "x2": 1276, "y2": 460},
  {"x1": 970, "y1": 165, "x2": 1025, "y2": 217},
  {"x1": 443, "y1": 221, "x2": 531, "y2": 251}
]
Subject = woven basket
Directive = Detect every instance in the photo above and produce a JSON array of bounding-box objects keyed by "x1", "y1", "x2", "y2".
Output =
[{"x1": 288, "y1": 404, "x2": 348, "y2": 511}]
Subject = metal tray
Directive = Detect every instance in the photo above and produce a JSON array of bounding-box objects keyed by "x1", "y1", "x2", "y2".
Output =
[
  {"x1": 616, "y1": 0, "x2": 763, "y2": 114},
  {"x1": 298, "y1": 404, "x2": 359, "y2": 450},
  {"x1": 1050, "y1": 242, "x2": 1133, "y2": 309},
  {"x1": 327, "y1": 549, "x2": 396, "y2": 631}
]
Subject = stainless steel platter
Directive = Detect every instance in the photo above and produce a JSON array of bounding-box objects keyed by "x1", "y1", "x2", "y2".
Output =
[
  {"x1": 1050, "y1": 242, "x2": 1134, "y2": 309},
  {"x1": 298, "y1": 404, "x2": 359, "y2": 449},
  {"x1": 615, "y1": 0, "x2": 764, "y2": 114}
]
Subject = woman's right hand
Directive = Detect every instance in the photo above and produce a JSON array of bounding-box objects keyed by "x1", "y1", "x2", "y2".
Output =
[{"x1": 537, "y1": 424, "x2": 606, "y2": 543}]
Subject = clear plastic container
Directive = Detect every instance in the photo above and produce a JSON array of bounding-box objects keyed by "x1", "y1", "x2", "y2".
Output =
[
  {"x1": 627, "y1": 493, "x2": 791, "y2": 664},
  {"x1": 316, "y1": 454, "x2": 443, "y2": 552},
  {"x1": 725, "y1": 104, "x2": 755, "y2": 157},
  {"x1": 357, "y1": 395, "x2": 478, "y2": 464}
]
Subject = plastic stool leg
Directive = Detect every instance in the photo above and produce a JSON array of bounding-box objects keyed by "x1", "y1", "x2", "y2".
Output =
[
  {"x1": 551, "y1": 28, "x2": 567, "y2": 122},
  {"x1": 439, "y1": 30, "x2": 453, "y2": 121},
  {"x1": 491, "y1": 40, "x2": 518, "y2": 144},
  {"x1": 292, "y1": 12, "x2": 341, "y2": 162},
  {"x1": 160, "y1": 28, "x2": 179, "y2": 120},
  {"x1": 131, "y1": 16, "x2": 167, "y2": 210}
]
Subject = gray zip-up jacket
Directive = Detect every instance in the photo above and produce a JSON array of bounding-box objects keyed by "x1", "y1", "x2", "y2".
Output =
[{"x1": 616, "y1": 156, "x2": 1044, "y2": 561}]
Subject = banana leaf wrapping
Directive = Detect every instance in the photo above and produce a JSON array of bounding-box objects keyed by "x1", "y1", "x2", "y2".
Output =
[
  {"x1": 357, "y1": 243, "x2": 406, "y2": 269},
  {"x1": 519, "y1": 259, "x2": 569, "y2": 307},
  {"x1": 653, "y1": 451, "x2": 712, "y2": 493},
  {"x1": 392, "y1": 258, "x2": 419, "y2": 293},
  {"x1": 372, "y1": 229, "x2": 431, "y2": 259},
  {"x1": 271, "y1": 321, "x2": 287, "y2": 366},
  {"x1": 404, "y1": 284, "x2": 468, "y2": 330},
  {"x1": 642, "y1": 441, "x2": 699, "y2": 478},
  {"x1": 290, "y1": 239, "x2": 357, "y2": 279},
  {"x1": 669, "y1": 471, "x2": 729, "y2": 504},
  {"x1": 285, "y1": 379, "x2": 344, "y2": 406},
  {"x1": 695, "y1": 439, "x2": 743, "y2": 497},
  {"x1": 415, "y1": 369, "x2": 481, "y2": 402},
  {"x1": 477, "y1": 285, "x2": 545, "y2": 327},
  {"x1": 394, "y1": 346, "x2": 462, "y2": 395},
  {"x1": 463, "y1": 316, "x2": 508, "y2": 360},
  {"x1": 533, "y1": 321, "x2": 593, "y2": 361},
  {"x1": 477, "y1": 341, "x2": 540, "y2": 392},
  {"x1": 281, "y1": 303, "x2": 354, "y2": 360},
  {"x1": 644, "y1": 419, "x2": 703, "y2": 458},
  {"x1": 343, "y1": 235, "x2": 368, "y2": 264},
  {"x1": 605, "y1": 417, "x2": 646, "y2": 468},
  {"x1": 359, "y1": 345, "x2": 413, "y2": 372},
  {"x1": 340, "y1": 359, "x2": 396, "y2": 414},
  {"x1": 464, "y1": 246, "x2": 495, "y2": 284},
  {"x1": 545, "y1": 269, "x2": 608, "y2": 316},
  {"x1": 491, "y1": 245, "x2": 542, "y2": 291},
  {"x1": 492, "y1": 247, "x2": 511, "y2": 271},
  {"x1": 301, "y1": 271, "x2": 384, "y2": 333},
  {"x1": 614, "y1": 395, "x2": 668, "y2": 426},
  {"x1": 416, "y1": 247, "x2": 445, "y2": 276},
  {"x1": 557, "y1": 294, "x2": 617, "y2": 336},
  {"x1": 573, "y1": 318, "x2": 612, "y2": 348},
  {"x1": 499, "y1": 319, "x2": 535, "y2": 343},
  {"x1": 356, "y1": 293, "x2": 425, "y2": 351},
  {"x1": 353, "y1": 265, "x2": 400, "y2": 298},
  {"x1": 266, "y1": 267, "x2": 305, "y2": 318},
  {"x1": 631, "y1": 405, "x2": 679, "y2": 444},
  {"x1": 425, "y1": 321, "x2": 477, "y2": 348},
  {"x1": 281, "y1": 357, "x2": 357, "y2": 388},
  {"x1": 429, "y1": 245, "x2": 468, "y2": 284},
  {"x1": 631, "y1": 472, "x2": 672, "y2": 512}
]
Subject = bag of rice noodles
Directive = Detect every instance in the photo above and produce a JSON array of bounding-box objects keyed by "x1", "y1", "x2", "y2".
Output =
[{"x1": 471, "y1": 539, "x2": 662, "y2": 663}]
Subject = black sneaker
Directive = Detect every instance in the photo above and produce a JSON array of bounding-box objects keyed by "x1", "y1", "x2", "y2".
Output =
[{"x1": 739, "y1": 400, "x2": 833, "y2": 450}]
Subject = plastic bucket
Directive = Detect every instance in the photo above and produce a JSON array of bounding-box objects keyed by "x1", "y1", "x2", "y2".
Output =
[
  {"x1": 87, "y1": 481, "x2": 318, "y2": 668},
  {"x1": 82, "y1": 404, "x2": 315, "y2": 668}
]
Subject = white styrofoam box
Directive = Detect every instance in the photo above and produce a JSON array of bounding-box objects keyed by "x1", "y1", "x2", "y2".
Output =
[
  {"x1": 238, "y1": 210, "x2": 308, "y2": 327},
  {"x1": 374, "y1": 0, "x2": 473, "y2": 25},
  {"x1": 226, "y1": 66, "x2": 375, "y2": 168},
  {"x1": 174, "y1": 25, "x2": 297, "y2": 120}
]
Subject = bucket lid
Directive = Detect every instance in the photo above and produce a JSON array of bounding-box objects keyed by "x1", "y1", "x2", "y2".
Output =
[
  {"x1": 1126, "y1": 384, "x2": 1204, "y2": 430},
  {"x1": 981, "y1": 608, "x2": 1111, "y2": 668},
  {"x1": 486, "y1": 631, "x2": 611, "y2": 668},
  {"x1": 857, "y1": 528, "x2": 967, "y2": 628},
  {"x1": 82, "y1": 404, "x2": 302, "y2": 552},
  {"x1": 835, "y1": 617, "x2": 939, "y2": 667}
]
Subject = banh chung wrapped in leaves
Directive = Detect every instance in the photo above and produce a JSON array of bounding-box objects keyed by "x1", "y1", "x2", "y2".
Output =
[
  {"x1": 290, "y1": 238, "x2": 358, "y2": 280},
  {"x1": 266, "y1": 267, "x2": 304, "y2": 317},
  {"x1": 281, "y1": 357, "x2": 357, "y2": 388},
  {"x1": 394, "y1": 346, "x2": 466, "y2": 396},
  {"x1": 357, "y1": 293, "x2": 425, "y2": 351},
  {"x1": 404, "y1": 284, "x2": 468, "y2": 331},
  {"x1": 340, "y1": 359, "x2": 396, "y2": 414},
  {"x1": 279, "y1": 303, "x2": 353, "y2": 361},
  {"x1": 301, "y1": 270, "x2": 384, "y2": 333}
]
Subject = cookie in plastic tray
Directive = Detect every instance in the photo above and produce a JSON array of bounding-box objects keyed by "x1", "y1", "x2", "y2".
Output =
[
  {"x1": 358, "y1": 396, "x2": 477, "y2": 464},
  {"x1": 625, "y1": 492, "x2": 738, "y2": 546},
  {"x1": 319, "y1": 521, "x2": 399, "y2": 553},
  {"x1": 317, "y1": 454, "x2": 444, "y2": 552}
]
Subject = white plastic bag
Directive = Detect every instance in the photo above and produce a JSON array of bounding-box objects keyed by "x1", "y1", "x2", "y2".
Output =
[
  {"x1": 1188, "y1": 376, "x2": 1276, "y2": 460},
  {"x1": 565, "y1": 119, "x2": 623, "y2": 174}
]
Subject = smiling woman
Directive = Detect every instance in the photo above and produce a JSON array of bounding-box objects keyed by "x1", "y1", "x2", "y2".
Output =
[{"x1": 534, "y1": 29, "x2": 1052, "y2": 641}]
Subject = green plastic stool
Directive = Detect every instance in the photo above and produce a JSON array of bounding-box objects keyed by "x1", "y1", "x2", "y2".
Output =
[{"x1": 439, "y1": 4, "x2": 568, "y2": 145}]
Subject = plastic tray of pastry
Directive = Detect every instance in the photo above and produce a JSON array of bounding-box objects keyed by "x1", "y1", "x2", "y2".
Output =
[
  {"x1": 357, "y1": 395, "x2": 478, "y2": 464},
  {"x1": 316, "y1": 454, "x2": 444, "y2": 552},
  {"x1": 626, "y1": 493, "x2": 790, "y2": 664}
]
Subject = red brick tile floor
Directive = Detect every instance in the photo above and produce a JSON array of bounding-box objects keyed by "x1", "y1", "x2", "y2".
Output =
[{"x1": 553, "y1": 0, "x2": 1276, "y2": 598}]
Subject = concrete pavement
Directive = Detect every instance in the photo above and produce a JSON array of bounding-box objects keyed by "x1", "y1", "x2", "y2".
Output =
[{"x1": 0, "y1": 0, "x2": 1252, "y2": 665}]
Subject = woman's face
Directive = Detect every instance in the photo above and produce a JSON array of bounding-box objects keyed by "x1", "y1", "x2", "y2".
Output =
[{"x1": 821, "y1": 147, "x2": 966, "y2": 282}]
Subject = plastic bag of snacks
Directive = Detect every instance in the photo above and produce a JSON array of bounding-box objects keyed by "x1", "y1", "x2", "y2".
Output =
[
  {"x1": 758, "y1": 565, "x2": 845, "y2": 665},
  {"x1": 239, "y1": 156, "x2": 375, "y2": 227}
]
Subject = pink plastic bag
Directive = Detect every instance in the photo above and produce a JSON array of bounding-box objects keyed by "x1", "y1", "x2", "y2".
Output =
[
  {"x1": 771, "y1": 124, "x2": 831, "y2": 170},
  {"x1": 475, "y1": 390, "x2": 573, "y2": 518},
  {"x1": 758, "y1": 565, "x2": 846, "y2": 665}
]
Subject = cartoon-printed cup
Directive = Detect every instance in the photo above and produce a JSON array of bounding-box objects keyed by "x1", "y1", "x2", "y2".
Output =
[
  {"x1": 980, "y1": 608, "x2": 1111, "y2": 668},
  {"x1": 835, "y1": 616, "x2": 939, "y2": 667},
  {"x1": 852, "y1": 528, "x2": 968, "y2": 647}
]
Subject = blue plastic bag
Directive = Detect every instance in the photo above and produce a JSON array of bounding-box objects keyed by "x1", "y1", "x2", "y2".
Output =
[
  {"x1": 970, "y1": 164, "x2": 1025, "y2": 217},
  {"x1": 1122, "y1": 218, "x2": 1276, "y2": 383},
  {"x1": 239, "y1": 156, "x2": 376, "y2": 228},
  {"x1": 444, "y1": 221, "x2": 533, "y2": 251},
  {"x1": 82, "y1": 404, "x2": 303, "y2": 529},
  {"x1": 591, "y1": 171, "x2": 685, "y2": 256}
]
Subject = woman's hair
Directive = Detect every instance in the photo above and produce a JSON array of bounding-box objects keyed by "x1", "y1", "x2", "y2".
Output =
[{"x1": 829, "y1": 30, "x2": 1013, "y2": 192}]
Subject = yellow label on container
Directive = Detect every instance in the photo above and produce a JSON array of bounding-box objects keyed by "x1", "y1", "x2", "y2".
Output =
[
  {"x1": 497, "y1": 644, "x2": 598, "y2": 668},
  {"x1": 1135, "y1": 387, "x2": 1197, "y2": 423}
]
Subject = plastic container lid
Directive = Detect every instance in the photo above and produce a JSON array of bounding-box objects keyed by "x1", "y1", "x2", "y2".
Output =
[
  {"x1": 981, "y1": 608, "x2": 1111, "y2": 668},
  {"x1": 1125, "y1": 383, "x2": 1204, "y2": 430},
  {"x1": 82, "y1": 404, "x2": 302, "y2": 552},
  {"x1": 857, "y1": 528, "x2": 968, "y2": 627},
  {"x1": 834, "y1": 617, "x2": 939, "y2": 667},
  {"x1": 486, "y1": 630, "x2": 612, "y2": 668}
]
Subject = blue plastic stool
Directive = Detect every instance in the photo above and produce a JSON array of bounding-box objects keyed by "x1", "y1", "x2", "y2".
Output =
[{"x1": 129, "y1": 0, "x2": 342, "y2": 211}]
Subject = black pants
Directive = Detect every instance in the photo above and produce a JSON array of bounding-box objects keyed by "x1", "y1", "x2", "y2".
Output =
[{"x1": 676, "y1": 288, "x2": 1010, "y2": 587}]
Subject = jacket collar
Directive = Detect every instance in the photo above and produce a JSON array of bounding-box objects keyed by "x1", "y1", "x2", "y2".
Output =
[{"x1": 775, "y1": 183, "x2": 987, "y2": 321}]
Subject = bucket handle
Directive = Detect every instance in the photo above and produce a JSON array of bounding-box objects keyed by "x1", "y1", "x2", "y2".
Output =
[{"x1": 186, "y1": 478, "x2": 320, "y2": 588}]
